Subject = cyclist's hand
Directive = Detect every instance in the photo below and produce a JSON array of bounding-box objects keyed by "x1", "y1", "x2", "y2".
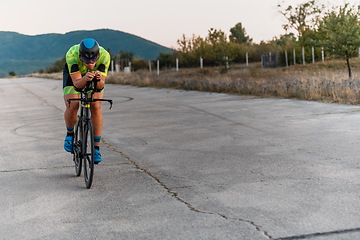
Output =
[
  {"x1": 84, "y1": 72, "x2": 96, "y2": 82},
  {"x1": 93, "y1": 71, "x2": 102, "y2": 82}
]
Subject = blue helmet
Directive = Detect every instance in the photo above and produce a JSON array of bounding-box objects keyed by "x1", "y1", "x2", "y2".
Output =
[{"x1": 79, "y1": 38, "x2": 100, "y2": 63}]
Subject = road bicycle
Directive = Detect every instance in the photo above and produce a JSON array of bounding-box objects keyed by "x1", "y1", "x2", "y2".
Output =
[{"x1": 68, "y1": 79, "x2": 112, "y2": 189}]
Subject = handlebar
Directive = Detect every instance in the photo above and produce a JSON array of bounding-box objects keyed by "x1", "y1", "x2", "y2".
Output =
[
  {"x1": 67, "y1": 98, "x2": 113, "y2": 109},
  {"x1": 67, "y1": 79, "x2": 113, "y2": 109}
]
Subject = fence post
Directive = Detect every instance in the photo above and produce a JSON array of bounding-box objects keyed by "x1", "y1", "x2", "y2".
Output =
[
  {"x1": 322, "y1": 47, "x2": 325, "y2": 62},
  {"x1": 302, "y1": 47, "x2": 305, "y2": 65},
  {"x1": 200, "y1": 57, "x2": 203, "y2": 69},
  {"x1": 293, "y1": 48, "x2": 296, "y2": 65},
  {"x1": 157, "y1": 60, "x2": 159, "y2": 75},
  {"x1": 149, "y1": 60, "x2": 152, "y2": 72},
  {"x1": 246, "y1": 52, "x2": 249, "y2": 66},
  {"x1": 285, "y1": 50, "x2": 288, "y2": 67},
  {"x1": 176, "y1": 58, "x2": 179, "y2": 71},
  {"x1": 312, "y1": 46, "x2": 315, "y2": 63}
]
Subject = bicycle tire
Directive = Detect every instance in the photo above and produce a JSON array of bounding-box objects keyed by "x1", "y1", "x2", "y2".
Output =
[
  {"x1": 83, "y1": 120, "x2": 95, "y2": 189},
  {"x1": 73, "y1": 120, "x2": 82, "y2": 177}
]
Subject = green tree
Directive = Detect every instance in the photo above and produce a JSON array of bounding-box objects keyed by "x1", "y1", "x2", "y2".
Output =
[
  {"x1": 157, "y1": 52, "x2": 177, "y2": 69},
  {"x1": 119, "y1": 50, "x2": 134, "y2": 61},
  {"x1": 177, "y1": 34, "x2": 206, "y2": 67},
  {"x1": 229, "y1": 23, "x2": 253, "y2": 44},
  {"x1": 118, "y1": 50, "x2": 134, "y2": 69},
  {"x1": 278, "y1": 0, "x2": 324, "y2": 38},
  {"x1": 318, "y1": 4, "x2": 360, "y2": 78},
  {"x1": 8, "y1": 71, "x2": 16, "y2": 76},
  {"x1": 176, "y1": 29, "x2": 231, "y2": 67},
  {"x1": 46, "y1": 56, "x2": 66, "y2": 73},
  {"x1": 204, "y1": 28, "x2": 230, "y2": 66},
  {"x1": 132, "y1": 58, "x2": 149, "y2": 71}
]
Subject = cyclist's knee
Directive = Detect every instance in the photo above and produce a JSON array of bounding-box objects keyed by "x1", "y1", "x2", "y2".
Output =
[
  {"x1": 66, "y1": 102, "x2": 79, "y2": 111},
  {"x1": 64, "y1": 94, "x2": 79, "y2": 109},
  {"x1": 91, "y1": 102, "x2": 102, "y2": 110}
]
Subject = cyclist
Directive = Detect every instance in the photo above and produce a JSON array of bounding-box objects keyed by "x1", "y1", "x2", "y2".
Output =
[{"x1": 63, "y1": 38, "x2": 110, "y2": 163}]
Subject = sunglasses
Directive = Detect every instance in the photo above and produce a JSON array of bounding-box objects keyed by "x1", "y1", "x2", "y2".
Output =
[{"x1": 80, "y1": 55, "x2": 99, "y2": 64}]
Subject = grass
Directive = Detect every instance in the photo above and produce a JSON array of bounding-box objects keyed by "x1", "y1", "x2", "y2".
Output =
[
  {"x1": 28, "y1": 58, "x2": 360, "y2": 105},
  {"x1": 107, "y1": 58, "x2": 360, "y2": 105}
]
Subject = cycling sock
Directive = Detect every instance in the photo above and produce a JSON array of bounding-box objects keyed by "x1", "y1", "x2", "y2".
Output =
[
  {"x1": 66, "y1": 127, "x2": 74, "y2": 137},
  {"x1": 94, "y1": 136, "x2": 101, "y2": 151},
  {"x1": 66, "y1": 126, "x2": 74, "y2": 132}
]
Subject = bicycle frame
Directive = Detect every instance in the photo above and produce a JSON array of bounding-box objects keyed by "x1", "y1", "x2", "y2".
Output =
[{"x1": 67, "y1": 79, "x2": 112, "y2": 188}]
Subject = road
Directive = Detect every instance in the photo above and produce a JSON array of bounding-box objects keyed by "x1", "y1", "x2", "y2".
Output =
[{"x1": 1, "y1": 77, "x2": 360, "y2": 240}]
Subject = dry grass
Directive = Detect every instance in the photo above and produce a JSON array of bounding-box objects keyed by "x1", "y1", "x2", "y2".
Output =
[
  {"x1": 107, "y1": 58, "x2": 360, "y2": 105},
  {"x1": 28, "y1": 72, "x2": 63, "y2": 80},
  {"x1": 28, "y1": 58, "x2": 360, "y2": 105}
]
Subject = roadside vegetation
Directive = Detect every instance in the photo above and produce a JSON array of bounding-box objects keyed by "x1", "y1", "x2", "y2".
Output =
[
  {"x1": 106, "y1": 58, "x2": 360, "y2": 105},
  {"x1": 35, "y1": 1, "x2": 360, "y2": 104}
]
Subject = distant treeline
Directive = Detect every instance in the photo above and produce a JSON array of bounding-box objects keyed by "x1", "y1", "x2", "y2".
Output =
[{"x1": 45, "y1": 1, "x2": 360, "y2": 78}]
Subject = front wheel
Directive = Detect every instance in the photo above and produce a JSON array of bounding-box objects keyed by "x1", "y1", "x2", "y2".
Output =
[
  {"x1": 83, "y1": 120, "x2": 94, "y2": 189},
  {"x1": 73, "y1": 121, "x2": 82, "y2": 177}
]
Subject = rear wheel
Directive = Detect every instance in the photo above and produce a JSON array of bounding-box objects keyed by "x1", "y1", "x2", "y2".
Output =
[
  {"x1": 83, "y1": 120, "x2": 94, "y2": 189},
  {"x1": 73, "y1": 121, "x2": 82, "y2": 177}
]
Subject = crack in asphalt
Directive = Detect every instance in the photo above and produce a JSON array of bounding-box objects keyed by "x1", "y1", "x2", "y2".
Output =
[
  {"x1": 12, "y1": 81, "x2": 359, "y2": 239},
  {"x1": 274, "y1": 227, "x2": 360, "y2": 240},
  {"x1": 102, "y1": 138, "x2": 273, "y2": 240},
  {"x1": 17, "y1": 83, "x2": 64, "y2": 113},
  {"x1": 315, "y1": 109, "x2": 360, "y2": 115},
  {"x1": 101, "y1": 138, "x2": 360, "y2": 240},
  {"x1": 186, "y1": 105, "x2": 265, "y2": 133}
]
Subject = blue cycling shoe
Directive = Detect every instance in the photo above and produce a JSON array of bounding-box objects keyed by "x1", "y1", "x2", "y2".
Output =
[
  {"x1": 64, "y1": 135, "x2": 73, "y2": 152},
  {"x1": 94, "y1": 149, "x2": 102, "y2": 164}
]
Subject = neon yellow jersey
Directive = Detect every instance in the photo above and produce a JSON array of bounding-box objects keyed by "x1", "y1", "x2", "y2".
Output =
[{"x1": 65, "y1": 44, "x2": 110, "y2": 76}]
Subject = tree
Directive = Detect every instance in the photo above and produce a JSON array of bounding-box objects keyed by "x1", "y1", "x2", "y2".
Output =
[
  {"x1": 204, "y1": 28, "x2": 230, "y2": 65},
  {"x1": 118, "y1": 50, "x2": 134, "y2": 69},
  {"x1": 318, "y1": 4, "x2": 360, "y2": 78},
  {"x1": 176, "y1": 34, "x2": 206, "y2": 67},
  {"x1": 46, "y1": 56, "x2": 66, "y2": 73},
  {"x1": 176, "y1": 29, "x2": 231, "y2": 67},
  {"x1": 229, "y1": 23, "x2": 253, "y2": 44},
  {"x1": 8, "y1": 71, "x2": 16, "y2": 76},
  {"x1": 278, "y1": 0, "x2": 324, "y2": 38}
]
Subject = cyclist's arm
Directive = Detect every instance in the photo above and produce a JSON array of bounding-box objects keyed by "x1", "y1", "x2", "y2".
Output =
[
  {"x1": 94, "y1": 50, "x2": 110, "y2": 90},
  {"x1": 71, "y1": 71, "x2": 96, "y2": 89},
  {"x1": 93, "y1": 69, "x2": 106, "y2": 90}
]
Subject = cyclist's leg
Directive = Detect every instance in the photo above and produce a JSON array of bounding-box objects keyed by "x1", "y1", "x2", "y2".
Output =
[
  {"x1": 90, "y1": 91, "x2": 103, "y2": 163},
  {"x1": 63, "y1": 63, "x2": 80, "y2": 130},
  {"x1": 64, "y1": 93, "x2": 79, "y2": 128},
  {"x1": 63, "y1": 64, "x2": 80, "y2": 152},
  {"x1": 90, "y1": 91, "x2": 104, "y2": 147}
]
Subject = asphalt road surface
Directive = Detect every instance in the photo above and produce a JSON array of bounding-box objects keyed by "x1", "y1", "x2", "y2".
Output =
[{"x1": 1, "y1": 77, "x2": 360, "y2": 240}]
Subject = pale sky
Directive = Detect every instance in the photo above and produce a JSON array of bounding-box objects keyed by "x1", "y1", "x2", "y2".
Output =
[{"x1": 1, "y1": 0, "x2": 358, "y2": 49}]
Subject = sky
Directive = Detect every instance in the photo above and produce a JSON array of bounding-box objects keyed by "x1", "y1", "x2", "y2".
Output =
[{"x1": 1, "y1": 0, "x2": 359, "y2": 49}]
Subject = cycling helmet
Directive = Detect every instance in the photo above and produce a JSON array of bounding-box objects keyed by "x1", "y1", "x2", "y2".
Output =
[{"x1": 79, "y1": 38, "x2": 100, "y2": 63}]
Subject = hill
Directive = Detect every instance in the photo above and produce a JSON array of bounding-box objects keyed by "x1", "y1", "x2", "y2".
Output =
[{"x1": 0, "y1": 29, "x2": 172, "y2": 77}]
